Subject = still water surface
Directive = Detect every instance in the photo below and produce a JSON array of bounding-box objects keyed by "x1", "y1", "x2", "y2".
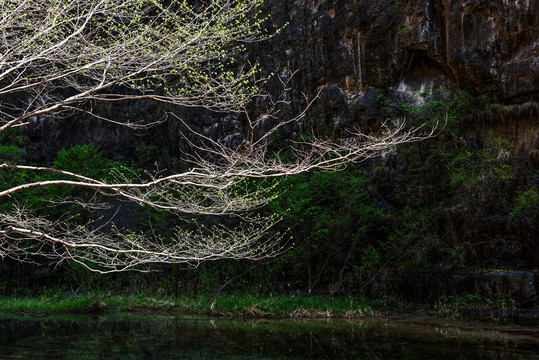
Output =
[{"x1": 0, "y1": 313, "x2": 538, "y2": 359}]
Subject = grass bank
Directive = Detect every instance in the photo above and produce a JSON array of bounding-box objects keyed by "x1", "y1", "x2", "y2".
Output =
[
  {"x1": 0, "y1": 293, "x2": 380, "y2": 318},
  {"x1": 3, "y1": 293, "x2": 534, "y2": 324}
]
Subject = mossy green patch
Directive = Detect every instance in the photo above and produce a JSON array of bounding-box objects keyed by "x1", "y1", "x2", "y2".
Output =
[{"x1": 0, "y1": 294, "x2": 378, "y2": 318}]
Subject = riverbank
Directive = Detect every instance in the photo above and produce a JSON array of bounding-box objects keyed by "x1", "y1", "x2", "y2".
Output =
[
  {"x1": 0, "y1": 294, "x2": 378, "y2": 318},
  {"x1": 1, "y1": 293, "x2": 538, "y2": 325}
]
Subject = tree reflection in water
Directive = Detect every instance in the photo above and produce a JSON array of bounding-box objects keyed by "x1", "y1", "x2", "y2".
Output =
[{"x1": 0, "y1": 314, "x2": 538, "y2": 359}]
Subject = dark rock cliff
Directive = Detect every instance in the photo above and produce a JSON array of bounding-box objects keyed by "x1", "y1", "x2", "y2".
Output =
[
  {"x1": 257, "y1": 0, "x2": 538, "y2": 123},
  {"x1": 23, "y1": 0, "x2": 538, "y2": 158},
  {"x1": 250, "y1": 0, "x2": 539, "y2": 271}
]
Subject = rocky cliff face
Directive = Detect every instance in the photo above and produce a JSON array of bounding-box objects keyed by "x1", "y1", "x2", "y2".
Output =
[
  {"x1": 24, "y1": 0, "x2": 538, "y2": 158},
  {"x1": 260, "y1": 0, "x2": 538, "y2": 112},
  {"x1": 248, "y1": 0, "x2": 539, "y2": 268}
]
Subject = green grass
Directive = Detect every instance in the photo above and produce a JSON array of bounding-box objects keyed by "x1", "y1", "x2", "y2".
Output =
[
  {"x1": 0, "y1": 294, "x2": 96, "y2": 313},
  {"x1": 0, "y1": 293, "x2": 379, "y2": 318}
]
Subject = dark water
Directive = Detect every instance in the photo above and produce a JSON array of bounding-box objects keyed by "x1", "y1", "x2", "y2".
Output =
[{"x1": 0, "y1": 313, "x2": 538, "y2": 359}]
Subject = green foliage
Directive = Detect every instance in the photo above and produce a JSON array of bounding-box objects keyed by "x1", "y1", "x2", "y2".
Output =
[
  {"x1": 447, "y1": 146, "x2": 515, "y2": 189},
  {"x1": 437, "y1": 294, "x2": 516, "y2": 311},
  {"x1": 0, "y1": 293, "x2": 377, "y2": 317},
  {"x1": 54, "y1": 144, "x2": 112, "y2": 179},
  {"x1": 511, "y1": 186, "x2": 539, "y2": 223},
  {"x1": 377, "y1": 87, "x2": 479, "y2": 133},
  {"x1": 0, "y1": 127, "x2": 30, "y2": 154},
  {"x1": 395, "y1": 25, "x2": 411, "y2": 35},
  {"x1": 440, "y1": 294, "x2": 481, "y2": 305},
  {"x1": 274, "y1": 169, "x2": 383, "y2": 237},
  {"x1": 0, "y1": 144, "x2": 23, "y2": 163},
  {"x1": 0, "y1": 141, "x2": 140, "y2": 219},
  {"x1": 267, "y1": 167, "x2": 388, "y2": 293},
  {"x1": 394, "y1": 131, "x2": 536, "y2": 268},
  {"x1": 0, "y1": 129, "x2": 33, "y2": 201},
  {"x1": 441, "y1": 139, "x2": 518, "y2": 226}
]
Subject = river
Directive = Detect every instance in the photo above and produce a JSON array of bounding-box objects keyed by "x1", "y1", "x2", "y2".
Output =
[{"x1": 0, "y1": 313, "x2": 538, "y2": 359}]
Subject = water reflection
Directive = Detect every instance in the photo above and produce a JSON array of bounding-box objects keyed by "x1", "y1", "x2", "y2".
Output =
[{"x1": 0, "y1": 313, "x2": 538, "y2": 359}]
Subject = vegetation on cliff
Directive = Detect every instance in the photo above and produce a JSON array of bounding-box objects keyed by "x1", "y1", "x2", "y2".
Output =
[{"x1": 0, "y1": 0, "x2": 537, "y2": 309}]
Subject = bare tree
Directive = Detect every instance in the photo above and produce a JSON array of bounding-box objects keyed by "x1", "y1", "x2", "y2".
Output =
[{"x1": 0, "y1": 0, "x2": 433, "y2": 273}]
